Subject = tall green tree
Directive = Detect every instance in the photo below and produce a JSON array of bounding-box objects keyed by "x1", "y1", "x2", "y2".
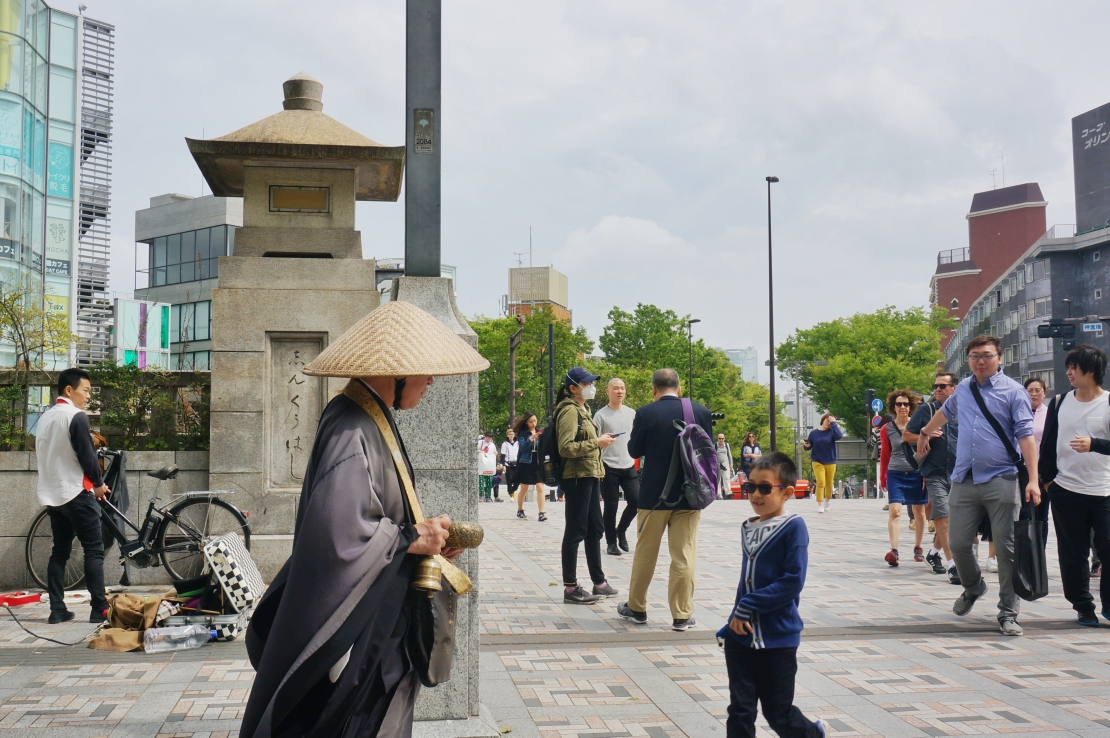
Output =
[
  {"x1": 776, "y1": 305, "x2": 956, "y2": 439},
  {"x1": 470, "y1": 305, "x2": 594, "y2": 434},
  {"x1": 592, "y1": 303, "x2": 794, "y2": 456}
]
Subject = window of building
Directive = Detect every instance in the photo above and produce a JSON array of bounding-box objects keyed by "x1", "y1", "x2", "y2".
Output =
[
  {"x1": 1018, "y1": 304, "x2": 1026, "y2": 323},
  {"x1": 1003, "y1": 314, "x2": 1011, "y2": 334},
  {"x1": 174, "y1": 351, "x2": 211, "y2": 372},
  {"x1": 170, "y1": 300, "x2": 212, "y2": 344},
  {"x1": 1029, "y1": 297, "x2": 1050, "y2": 318},
  {"x1": 149, "y1": 226, "x2": 231, "y2": 287},
  {"x1": 1097, "y1": 288, "x2": 1103, "y2": 300},
  {"x1": 1020, "y1": 340, "x2": 1028, "y2": 359},
  {"x1": 1017, "y1": 270, "x2": 1026, "y2": 290},
  {"x1": 1003, "y1": 347, "x2": 1011, "y2": 364},
  {"x1": 1010, "y1": 310, "x2": 1018, "y2": 329},
  {"x1": 1002, "y1": 283, "x2": 1010, "y2": 302},
  {"x1": 1025, "y1": 263, "x2": 1034, "y2": 283},
  {"x1": 1010, "y1": 276, "x2": 1018, "y2": 295}
]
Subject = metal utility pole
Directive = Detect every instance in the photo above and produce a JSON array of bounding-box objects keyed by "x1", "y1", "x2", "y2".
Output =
[
  {"x1": 508, "y1": 315, "x2": 525, "y2": 427},
  {"x1": 766, "y1": 176, "x2": 779, "y2": 450},
  {"x1": 404, "y1": 0, "x2": 441, "y2": 276},
  {"x1": 686, "y1": 318, "x2": 701, "y2": 402}
]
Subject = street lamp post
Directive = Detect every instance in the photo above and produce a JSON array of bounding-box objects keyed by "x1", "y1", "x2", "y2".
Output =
[
  {"x1": 766, "y1": 176, "x2": 779, "y2": 450},
  {"x1": 687, "y1": 318, "x2": 701, "y2": 402},
  {"x1": 508, "y1": 315, "x2": 525, "y2": 428}
]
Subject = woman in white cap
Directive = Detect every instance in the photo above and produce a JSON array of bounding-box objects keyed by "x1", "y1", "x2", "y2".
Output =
[{"x1": 242, "y1": 300, "x2": 489, "y2": 738}]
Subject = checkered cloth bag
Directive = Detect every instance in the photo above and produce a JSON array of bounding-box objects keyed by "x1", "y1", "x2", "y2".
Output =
[{"x1": 202, "y1": 532, "x2": 265, "y2": 614}]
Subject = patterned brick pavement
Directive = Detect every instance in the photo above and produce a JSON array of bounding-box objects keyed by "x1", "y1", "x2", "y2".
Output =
[{"x1": 0, "y1": 497, "x2": 1108, "y2": 736}]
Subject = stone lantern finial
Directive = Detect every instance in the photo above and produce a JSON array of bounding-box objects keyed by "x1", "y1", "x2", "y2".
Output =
[{"x1": 283, "y1": 72, "x2": 323, "y2": 112}]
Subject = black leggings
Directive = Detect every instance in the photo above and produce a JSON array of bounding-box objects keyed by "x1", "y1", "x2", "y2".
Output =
[
  {"x1": 560, "y1": 477, "x2": 605, "y2": 587},
  {"x1": 602, "y1": 464, "x2": 639, "y2": 544}
]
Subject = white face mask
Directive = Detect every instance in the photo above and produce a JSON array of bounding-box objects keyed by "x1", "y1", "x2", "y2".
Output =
[{"x1": 580, "y1": 384, "x2": 597, "y2": 400}]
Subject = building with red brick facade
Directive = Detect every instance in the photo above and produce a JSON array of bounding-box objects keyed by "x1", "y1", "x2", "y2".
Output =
[{"x1": 930, "y1": 183, "x2": 1047, "y2": 348}]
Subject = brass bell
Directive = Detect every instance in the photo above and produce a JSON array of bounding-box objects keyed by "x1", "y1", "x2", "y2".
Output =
[{"x1": 411, "y1": 555, "x2": 443, "y2": 597}]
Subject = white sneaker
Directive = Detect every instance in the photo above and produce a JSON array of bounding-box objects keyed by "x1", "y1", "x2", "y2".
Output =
[
  {"x1": 824, "y1": 501, "x2": 831, "y2": 512},
  {"x1": 987, "y1": 557, "x2": 998, "y2": 573},
  {"x1": 817, "y1": 505, "x2": 825, "y2": 514}
]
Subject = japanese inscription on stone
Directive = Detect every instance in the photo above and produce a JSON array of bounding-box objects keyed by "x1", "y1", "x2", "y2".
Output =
[{"x1": 269, "y1": 336, "x2": 324, "y2": 492}]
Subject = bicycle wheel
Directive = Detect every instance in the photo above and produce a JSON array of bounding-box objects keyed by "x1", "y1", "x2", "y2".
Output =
[
  {"x1": 157, "y1": 496, "x2": 250, "y2": 581},
  {"x1": 25, "y1": 508, "x2": 86, "y2": 591}
]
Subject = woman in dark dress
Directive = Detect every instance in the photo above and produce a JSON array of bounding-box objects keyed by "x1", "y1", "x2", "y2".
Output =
[{"x1": 513, "y1": 412, "x2": 547, "y2": 522}]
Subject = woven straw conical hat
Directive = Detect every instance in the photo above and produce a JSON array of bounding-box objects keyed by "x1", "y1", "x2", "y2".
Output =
[{"x1": 302, "y1": 301, "x2": 490, "y2": 377}]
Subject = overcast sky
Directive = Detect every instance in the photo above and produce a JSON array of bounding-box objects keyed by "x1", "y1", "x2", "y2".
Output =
[{"x1": 88, "y1": 0, "x2": 1108, "y2": 382}]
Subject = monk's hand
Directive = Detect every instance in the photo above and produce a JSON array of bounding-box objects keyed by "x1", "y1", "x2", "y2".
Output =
[
  {"x1": 408, "y1": 515, "x2": 451, "y2": 556},
  {"x1": 728, "y1": 617, "x2": 753, "y2": 636},
  {"x1": 441, "y1": 547, "x2": 464, "y2": 561}
]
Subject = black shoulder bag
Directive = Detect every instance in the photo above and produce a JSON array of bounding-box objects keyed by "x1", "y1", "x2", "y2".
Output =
[{"x1": 968, "y1": 380, "x2": 1047, "y2": 601}]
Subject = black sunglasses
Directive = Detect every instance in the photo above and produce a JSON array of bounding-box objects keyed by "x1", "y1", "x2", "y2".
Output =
[
  {"x1": 741, "y1": 482, "x2": 789, "y2": 496},
  {"x1": 894, "y1": 401, "x2": 911, "y2": 407},
  {"x1": 932, "y1": 383, "x2": 951, "y2": 390}
]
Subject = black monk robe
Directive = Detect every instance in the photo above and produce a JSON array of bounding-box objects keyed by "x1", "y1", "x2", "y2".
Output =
[{"x1": 242, "y1": 384, "x2": 424, "y2": 738}]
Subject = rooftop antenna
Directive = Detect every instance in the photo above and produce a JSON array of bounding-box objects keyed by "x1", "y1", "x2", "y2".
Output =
[
  {"x1": 988, "y1": 169, "x2": 998, "y2": 189},
  {"x1": 512, "y1": 251, "x2": 526, "y2": 267}
]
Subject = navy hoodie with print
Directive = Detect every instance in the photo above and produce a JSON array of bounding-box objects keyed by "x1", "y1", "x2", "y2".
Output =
[{"x1": 716, "y1": 513, "x2": 808, "y2": 649}]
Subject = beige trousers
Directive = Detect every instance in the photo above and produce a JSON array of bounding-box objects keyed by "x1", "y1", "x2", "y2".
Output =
[{"x1": 627, "y1": 508, "x2": 700, "y2": 619}]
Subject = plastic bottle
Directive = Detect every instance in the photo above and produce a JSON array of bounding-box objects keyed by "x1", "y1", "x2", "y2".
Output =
[{"x1": 143, "y1": 624, "x2": 216, "y2": 653}]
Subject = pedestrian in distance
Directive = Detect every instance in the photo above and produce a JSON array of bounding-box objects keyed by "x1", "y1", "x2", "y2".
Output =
[
  {"x1": 593, "y1": 377, "x2": 639, "y2": 556},
  {"x1": 740, "y1": 432, "x2": 762, "y2": 481},
  {"x1": 804, "y1": 413, "x2": 843, "y2": 513},
  {"x1": 717, "y1": 451, "x2": 826, "y2": 738},
  {"x1": 513, "y1": 412, "x2": 548, "y2": 522},
  {"x1": 880, "y1": 389, "x2": 926, "y2": 566},
  {"x1": 917, "y1": 335, "x2": 1040, "y2": 636},
  {"x1": 1038, "y1": 344, "x2": 1110, "y2": 627},
  {"x1": 617, "y1": 368, "x2": 712, "y2": 631},
  {"x1": 903, "y1": 372, "x2": 960, "y2": 582},
  {"x1": 716, "y1": 433, "x2": 735, "y2": 499},
  {"x1": 1022, "y1": 377, "x2": 1051, "y2": 536},
  {"x1": 478, "y1": 430, "x2": 498, "y2": 502},
  {"x1": 501, "y1": 427, "x2": 520, "y2": 500},
  {"x1": 555, "y1": 367, "x2": 618, "y2": 604},
  {"x1": 36, "y1": 367, "x2": 111, "y2": 625}
]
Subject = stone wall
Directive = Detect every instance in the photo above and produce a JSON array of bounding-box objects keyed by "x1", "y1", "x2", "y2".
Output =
[{"x1": 0, "y1": 451, "x2": 296, "y2": 589}]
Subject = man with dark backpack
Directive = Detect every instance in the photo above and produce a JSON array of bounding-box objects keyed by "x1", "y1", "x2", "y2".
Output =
[
  {"x1": 903, "y1": 372, "x2": 959, "y2": 581},
  {"x1": 617, "y1": 368, "x2": 715, "y2": 631}
]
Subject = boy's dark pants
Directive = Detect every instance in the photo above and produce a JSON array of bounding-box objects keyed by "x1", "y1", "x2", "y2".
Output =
[{"x1": 725, "y1": 638, "x2": 820, "y2": 738}]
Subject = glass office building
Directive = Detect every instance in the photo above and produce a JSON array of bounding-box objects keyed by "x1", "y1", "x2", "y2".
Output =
[{"x1": 0, "y1": 2, "x2": 87, "y2": 368}]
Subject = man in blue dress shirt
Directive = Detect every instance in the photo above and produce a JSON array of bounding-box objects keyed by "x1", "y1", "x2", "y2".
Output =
[{"x1": 917, "y1": 335, "x2": 1040, "y2": 636}]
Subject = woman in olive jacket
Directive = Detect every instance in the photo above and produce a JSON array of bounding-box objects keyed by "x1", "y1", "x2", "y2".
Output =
[{"x1": 556, "y1": 367, "x2": 619, "y2": 604}]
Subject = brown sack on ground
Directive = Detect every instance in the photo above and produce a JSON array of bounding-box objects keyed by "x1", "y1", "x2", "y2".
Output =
[{"x1": 88, "y1": 593, "x2": 164, "y2": 652}]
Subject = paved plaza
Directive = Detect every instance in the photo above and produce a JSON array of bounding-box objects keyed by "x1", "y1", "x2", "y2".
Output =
[{"x1": 2, "y1": 497, "x2": 1110, "y2": 737}]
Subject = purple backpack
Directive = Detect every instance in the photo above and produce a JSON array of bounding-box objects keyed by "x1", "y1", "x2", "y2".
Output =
[{"x1": 659, "y1": 398, "x2": 718, "y2": 510}]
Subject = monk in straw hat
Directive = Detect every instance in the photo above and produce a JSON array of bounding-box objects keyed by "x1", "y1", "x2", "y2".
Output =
[{"x1": 241, "y1": 301, "x2": 489, "y2": 738}]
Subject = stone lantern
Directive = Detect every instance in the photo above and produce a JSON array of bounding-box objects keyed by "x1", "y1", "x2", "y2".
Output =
[{"x1": 185, "y1": 73, "x2": 402, "y2": 574}]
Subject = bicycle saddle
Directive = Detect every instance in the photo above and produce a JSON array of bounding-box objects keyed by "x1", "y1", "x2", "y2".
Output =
[{"x1": 147, "y1": 465, "x2": 180, "y2": 480}]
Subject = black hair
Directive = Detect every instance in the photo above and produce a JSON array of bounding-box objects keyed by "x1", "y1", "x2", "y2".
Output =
[
  {"x1": 555, "y1": 384, "x2": 572, "y2": 404},
  {"x1": 512, "y1": 412, "x2": 537, "y2": 437},
  {"x1": 1065, "y1": 344, "x2": 1107, "y2": 385},
  {"x1": 1023, "y1": 376, "x2": 1046, "y2": 391},
  {"x1": 482, "y1": 429, "x2": 494, "y2": 439},
  {"x1": 57, "y1": 367, "x2": 91, "y2": 397},
  {"x1": 750, "y1": 450, "x2": 797, "y2": 488}
]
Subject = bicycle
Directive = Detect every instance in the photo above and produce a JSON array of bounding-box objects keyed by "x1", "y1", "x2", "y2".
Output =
[{"x1": 26, "y1": 450, "x2": 251, "y2": 590}]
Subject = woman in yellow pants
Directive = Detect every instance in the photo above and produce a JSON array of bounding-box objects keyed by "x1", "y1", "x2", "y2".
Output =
[{"x1": 803, "y1": 413, "x2": 843, "y2": 512}]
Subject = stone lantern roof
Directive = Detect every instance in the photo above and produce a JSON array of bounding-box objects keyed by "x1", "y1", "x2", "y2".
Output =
[{"x1": 185, "y1": 72, "x2": 405, "y2": 201}]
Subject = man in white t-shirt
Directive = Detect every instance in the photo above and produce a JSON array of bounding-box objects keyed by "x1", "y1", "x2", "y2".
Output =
[
  {"x1": 593, "y1": 378, "x2": 638, "y2": 556},
  {"x1": 1039, "y1": 344, "x2": 1110, "y2": 627}
]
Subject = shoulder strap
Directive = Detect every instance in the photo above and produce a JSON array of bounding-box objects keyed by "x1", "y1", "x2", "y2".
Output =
[
  {"x1": 343, "y1": 380, "x2": 473, "y2": 595},
  {"x1": 968, "y1": 380, "x2": 1021, "y2": 466},
  {"x1": 681, "y1": 398, "x2": 695, "y2": 426}
]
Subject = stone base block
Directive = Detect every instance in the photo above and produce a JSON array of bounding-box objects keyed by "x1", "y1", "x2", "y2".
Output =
[
  {"x1": 232, "y1": 227, "x2": 363, "y2": 259},
  {"x1": 413, "y1": 704, "x2": 500, "y2": 738}
]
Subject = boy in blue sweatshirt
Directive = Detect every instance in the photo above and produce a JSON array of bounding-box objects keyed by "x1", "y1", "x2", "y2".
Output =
[{"x1": 717, "y1": 452, "x2": 824, "y2": 738}]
